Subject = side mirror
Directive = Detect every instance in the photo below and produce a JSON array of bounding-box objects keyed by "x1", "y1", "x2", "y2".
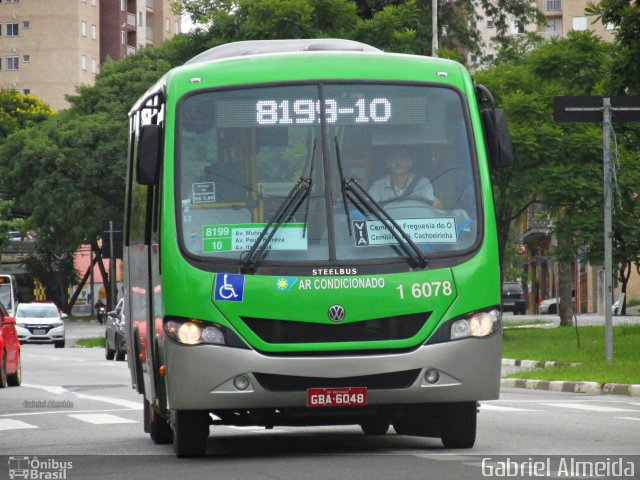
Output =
[
  {"x1": 60, "y1": 313, "x2": 68, "y2": 320},
  {"x1": 481, "y1": 108, "x2": 514, "y2": 168},
  {"x1": 137, "y1": 124, "x2": 163, "y2": 185}
]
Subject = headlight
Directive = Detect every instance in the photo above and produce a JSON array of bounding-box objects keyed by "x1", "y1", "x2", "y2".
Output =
[
  {"x1": 165, "y1": 319, "x2": 225, "y2": 345},
  {"x1": 450, "y1": 309, "x2": 501, "y2": 340},
  {"x1": 51, "y1": 321, "x2": 64, "y2": 327},
  {"x1": 17, "y1": 322, "x2": 26, "y2": 328}
]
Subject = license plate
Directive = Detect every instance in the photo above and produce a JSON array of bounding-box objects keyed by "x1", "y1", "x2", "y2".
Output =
[
  {"x1": 306, "y1": 387, "x2": 367, "y2": 408},
  {"x1": 33, "y1": 329, "x2": 46, "y2": 335}
]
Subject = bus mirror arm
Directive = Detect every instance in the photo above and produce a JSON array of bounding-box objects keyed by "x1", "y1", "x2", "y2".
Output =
[{"x1": 137, "y1": 124, "x2": 163, "y2": 185}]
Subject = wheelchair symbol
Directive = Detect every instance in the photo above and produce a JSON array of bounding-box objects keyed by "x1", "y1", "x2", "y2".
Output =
[
  {"x1": 218, "y1": 274, "x2": 238, "y2": 299},
  {"x1": 214, "y1": 273, "x2": 244, "y2": 302}
]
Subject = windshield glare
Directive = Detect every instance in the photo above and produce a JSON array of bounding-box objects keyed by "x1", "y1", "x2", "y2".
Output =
[
  {"x1": 17, "y1": 305, "x2": 59, "y2": 318},
  {"x1": 177, "y1": 83, "x2": 478, "y2": 264}
]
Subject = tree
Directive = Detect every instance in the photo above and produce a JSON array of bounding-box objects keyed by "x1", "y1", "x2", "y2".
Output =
[
  {"x1": 0, "y1": 88, "x2": 54, "y2": 140},
  {"x1": 0, "y1": 89, "x2": 54, "y2": 256},
  {"x1": 476, "y1": 31, "x2": 614, "y2": 326},
  {"x1": 0, "y1": 47, "x2": 183, "y2": 309},
  {"x1": 173, "y1": 0, "x2": 542, "y2": 58},
  {"x1": 586, "y1": 0, "x2": 640, "y2": 95}
]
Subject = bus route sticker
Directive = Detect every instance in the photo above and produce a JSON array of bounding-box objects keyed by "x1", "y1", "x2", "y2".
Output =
[
  {"x1": 203, "y1": 223, "x2": 307, "y2": 253},
  {"x1": 214, "y1": 273, "x2": 245, "y2": 302},
  {"x1": 353, "y1": 218, "x2": 458, "y2": 246}
]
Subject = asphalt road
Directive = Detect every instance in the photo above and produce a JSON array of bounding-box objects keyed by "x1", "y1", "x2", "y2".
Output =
[{"x1": 1, "y1": 322, "x2": 639, "y2": 480}]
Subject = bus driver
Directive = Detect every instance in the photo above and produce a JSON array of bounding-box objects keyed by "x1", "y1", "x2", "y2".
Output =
[{"x1": 368, "y1": 147, "x2": 443, "y2": 208}]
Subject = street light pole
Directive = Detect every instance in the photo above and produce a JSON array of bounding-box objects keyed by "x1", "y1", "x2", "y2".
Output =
[{"x1": 432, "y1": 0, "x2": 438, "y2": 57}]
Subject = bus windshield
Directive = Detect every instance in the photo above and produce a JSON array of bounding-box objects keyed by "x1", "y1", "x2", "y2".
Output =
[{"x1": 176, "y1": 83, "x2": 479, "y2": 264}]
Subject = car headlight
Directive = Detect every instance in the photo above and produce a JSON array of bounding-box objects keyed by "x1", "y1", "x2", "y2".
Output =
[
  {"x1": 17, "y1": 322, "x2": 26, "y2": 328},
  {"x1": 51, "y1": 320, "x2": 64, "y2": 327},
  {"x1": 165, "y1": 319, "x2": 226, "y2": 346},
  {"x1": 450, "y1": 309, "x2": 501, "y2": 340}
]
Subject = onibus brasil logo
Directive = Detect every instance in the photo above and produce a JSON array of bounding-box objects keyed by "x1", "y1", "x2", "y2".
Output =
[{"x1": 8, "y1": 456, "x2": 72, "y2": 480}]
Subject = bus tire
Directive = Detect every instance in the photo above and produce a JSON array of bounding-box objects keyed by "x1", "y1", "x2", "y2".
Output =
[
  {"x1": 172, "y1": 410, "x2": 210, "y2": 457},
  {"x1": 440, "y1": 402, "x2": 477, "y2": 449},
  {"x1": 360, "y1": 419, "x2": 390, "y2": 435},
  {"x1": 143, "y1": 398, "x2": 151, "y2": 434},
  {"x1": 149, "y1": 403, "x2": 173, "y2": 444}
]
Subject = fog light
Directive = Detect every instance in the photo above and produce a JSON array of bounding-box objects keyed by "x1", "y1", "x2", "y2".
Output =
[
  {"x1": 424, "y1": 369, "x2": 440, "y2": 384},
  {"x1": 233, "y1": 375, "x2": 250, "y2": 391}
]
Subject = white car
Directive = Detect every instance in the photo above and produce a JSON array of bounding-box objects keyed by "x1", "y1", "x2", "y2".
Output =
[{"x1": 15, "y1": 302, "x2": 66, "y2": 348}]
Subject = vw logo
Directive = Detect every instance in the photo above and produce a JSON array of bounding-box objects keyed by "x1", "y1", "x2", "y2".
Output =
[{"x1": 328, "y1": 305, "x2": 346, "y2": 322}]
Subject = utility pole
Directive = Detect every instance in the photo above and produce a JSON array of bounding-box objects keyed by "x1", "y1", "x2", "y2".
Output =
[
  {"x1": 602, "y1": 98, "x2": 613, "y2": 361},
  {"x1": 431, "y1": 0, "x2": 438, "y2": 57},
  {"x1": 554, "y1": 95, "x2": 640, "y2": 362}
]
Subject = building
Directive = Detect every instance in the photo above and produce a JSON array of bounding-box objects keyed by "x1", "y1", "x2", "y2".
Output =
[
  {"x1": 0, "y1": 0, "x2": 180, "y2": 110},
  {"x1": 469, "y1": 0, "x2": 615, "y2": 66}
]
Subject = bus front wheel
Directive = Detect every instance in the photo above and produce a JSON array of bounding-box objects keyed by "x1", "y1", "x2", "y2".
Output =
[
  {"x1": 440, "y1": 402, "x2": 477, "y2": 449},
  {"x1": 172, "y1": 410, "x2": 210, "y2": 457},
  {"x1": 146, "y1": 399, "x2": 173, "y2": 444}
]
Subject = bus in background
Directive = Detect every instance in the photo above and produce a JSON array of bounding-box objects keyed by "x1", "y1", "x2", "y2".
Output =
[
  {"x1": 0, "y1": 275, "x2": 19, "y2": 315},
  {"x1": 125, "y1": 39, "x2": 513, "y2": 457}
]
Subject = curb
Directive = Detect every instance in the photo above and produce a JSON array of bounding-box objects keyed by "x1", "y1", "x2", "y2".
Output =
[
  {"x1": 501, "y1": 378, "x2": 640, "y2": 397},
  {"x1": 502, "y1": 358, "x2": 581, "y2": 368},
  {"x1": 501, "y1": 358, "x2": 640, "y2": 397}
]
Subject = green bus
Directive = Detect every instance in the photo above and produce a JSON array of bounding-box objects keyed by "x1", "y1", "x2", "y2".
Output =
[{"x1": 125, "y1": 39, "x2": 512, "y2": 457}]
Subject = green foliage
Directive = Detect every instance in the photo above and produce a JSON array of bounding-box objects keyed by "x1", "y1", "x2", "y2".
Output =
[
  {"x1": 476, "y1": 32, "x2": 615, "y2": 265},
  {"x1": 586, "y1": 0, "x2": 640, "y2": 95},
  {"x1": 173, "y1": 0, "x2": 542, "y2": 60},
  {"x1": 0, "y1": 89, "x2": 54, "y2": 140}
]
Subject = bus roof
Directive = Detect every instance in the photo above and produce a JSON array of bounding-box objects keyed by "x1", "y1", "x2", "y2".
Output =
[{"x1": 184, "y1": 39, "x2": 381, "y2": 65}]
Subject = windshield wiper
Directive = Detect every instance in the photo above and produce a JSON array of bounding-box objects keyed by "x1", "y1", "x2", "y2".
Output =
[
  {"x1": 332, "y1": 138, "x2": 426, "y2": 268},
  {"x1": 240, "y1": 176, "x2": 311, "y2": 273},
  {"x1": 345, "y1": 179, "x2": 427, "y2": 268},
  {"x1": 241, "y1": 138, "x2": 316, "y2": 273}
]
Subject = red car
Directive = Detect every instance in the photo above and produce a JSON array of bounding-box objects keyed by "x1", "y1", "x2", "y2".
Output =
[{"x1": 0, "y1": 301, "x2": 21, "y2": 387}]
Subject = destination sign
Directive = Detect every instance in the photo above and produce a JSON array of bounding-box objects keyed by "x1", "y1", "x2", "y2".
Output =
[{"x1": 202, "y1": 223, "x2": 307, "y2": 253}]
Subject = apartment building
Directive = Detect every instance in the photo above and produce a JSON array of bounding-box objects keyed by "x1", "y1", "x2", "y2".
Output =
[
  {"x1": 0, "y1": 0, "x2": 180, "y2": 111},
  {"x1": 100, "y1": 0, "x2": 181, "y2": 64},
  {"x1": 470, "y1": 0, "x2": 615, "y2": 66}
]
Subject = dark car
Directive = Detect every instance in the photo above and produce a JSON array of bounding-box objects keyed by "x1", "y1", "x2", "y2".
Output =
[
  {"x1": 1, "y1": 302, "x2": 22, "y2": 387},
  {"x1": 105, "y1": 299, "x2": 126, "y2": 361},
  {"x1": 501, "y1": 282, "x2": 527, "y2": 315}
]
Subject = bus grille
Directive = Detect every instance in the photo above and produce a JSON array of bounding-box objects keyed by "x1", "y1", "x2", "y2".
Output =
[
  {"x1": 253, "y1": 369, "x2": 422, "y2": 392},
  {"x1": 240, "y1": 313, "x2": 429, "y2": 344}
]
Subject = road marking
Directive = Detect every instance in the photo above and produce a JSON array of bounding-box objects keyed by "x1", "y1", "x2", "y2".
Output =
[
  {"x1": 0, "y1": 419, "x2": 38, "y2": 431},
  {"x1": 615, "y1": 417, "x2": 640, "y2": 422},
  {"x1": 0, "y1": 408, "x2": 140, "y2": 418},
  {"x1": 22, "y1": 383, "x2": 143, "y2": 410},
  {"x1": 68, "y1": 413, "x2": 138, "y2": 425},
  {"x1": 480, "y1": 404, "x2": 541, "y2": 412},
  {"x1": 541, "y1": 403, "x2": 638, "y2": 412}
]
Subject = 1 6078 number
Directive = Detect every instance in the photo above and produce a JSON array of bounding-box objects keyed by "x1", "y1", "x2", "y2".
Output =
[{"x1": 396, "y1": 281, "x2": 453, "y2": 300}]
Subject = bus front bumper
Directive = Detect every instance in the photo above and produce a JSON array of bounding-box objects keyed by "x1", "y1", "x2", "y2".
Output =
[{"x1": 163, "y1": 332, "x2": 501, "y2": 411}]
